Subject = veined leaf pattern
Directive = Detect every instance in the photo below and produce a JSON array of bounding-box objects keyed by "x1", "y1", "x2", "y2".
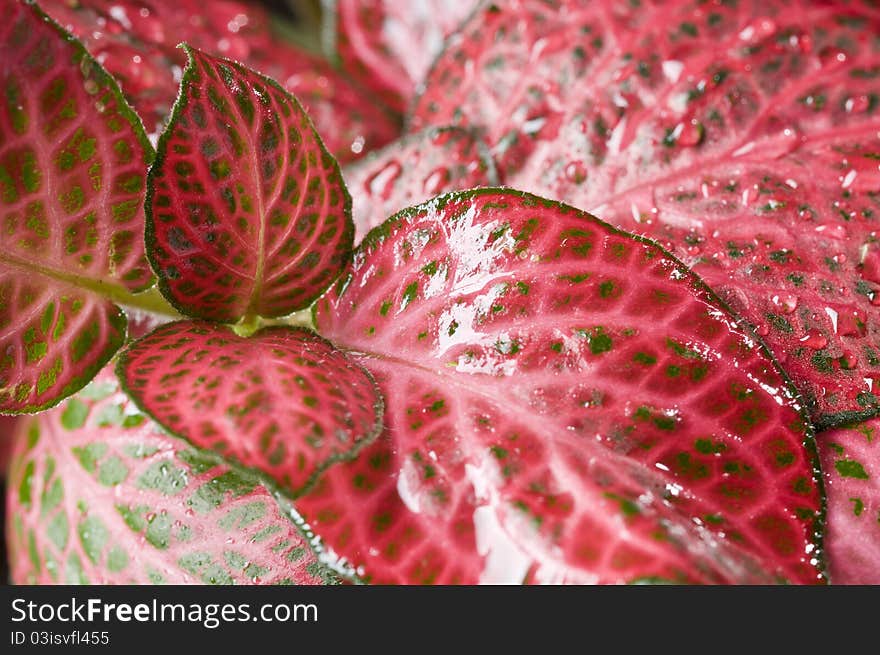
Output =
[
  {"x1": 147, "y1": 47, "x2": 352, "y2": 322},
  {"x1": 303, "y1": 189, "x2": 825, "y2": 584},
  {"x1": 0, "y1": 0, "x2": 153, "y2": 412},
  {"x1": 117, "y1": 321, "x2": 384, "y2": 498},
  {"x1": 411, "y1": 0, "x2": 880, "y2": 425},
  {"x1": 6, "y1": 370, "x2": 338, "y2": 585}
]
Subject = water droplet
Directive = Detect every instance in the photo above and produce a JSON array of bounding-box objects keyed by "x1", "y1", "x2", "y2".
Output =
[
  {"x1": 423, "y1": 167, "x2": 451, "y2": 196},
  {"x1": 814, "y1": 223, "x2": 849, "y2": 240},
  {"x1": 365, "y1": 160, "x2": 402, "y2": 201},
  {"x1": 837, "y1": 307, "x2": 867, "y2": 337},
  {"x1": 860, "y1": 244, "x2": 880, "y2": 284},
  {"x1": 771, "y1": 294, "x2": 798, "y2": 314},
  {"x1": 845, "y1": 95, "x2": 871, "y2": 113},
  {"x1": 839, "y1": 349, "x2": 858, "y2": 370},
  {"x1": 756, "y1": 323, "x2": 770, "y2": 336},
  {"x1": 739, "y1": 17, "x2": 778, "y2": 43},
  {"x1": 799, "y1": 330, "x2": 828, "y2": 349},
  {"x1": 677, "y1": 120, "x2": 705, "y2": 147},
  {"x1": 564, "y1": 160, "x2": 587, "y2": 184},
  {"x1": 818, "y1": 45, "x2": 849, "y2": 70}
]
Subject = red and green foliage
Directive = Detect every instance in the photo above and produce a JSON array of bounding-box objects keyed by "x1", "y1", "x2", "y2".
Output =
[
  {"x1": 147, "y1": 46, "x2": 352, "y2": 322},
  {"x1": 818, "y1": 418, "x2": 880, "y2": 584},
  {"x1": 40, "y1": 0, "x2": 400, "y2": 162},
  {"x1": 0, "y1": 1, "x2": 153, "y2": 413},
  {"x1": 7, "y1": 371, "x2": 337, "y2": 584},
  {"x1": 304, "y1": 189, "x2": 823, "y2": 584},
  {"x1": 334, "y1": 0, "x2": 480, "y2": 113},
  {"x1": 344, "y1": 126, "x2": 497, "y2": 239},
  {"x1": 412, "y1": 0, "x2": 880, "y2": 426},
  {"x1": 117, "y1": 321, "x2": 383, "y2": 498},
  {"x1": 4, "y1": 0, "x2": 880, "y2": 585}
]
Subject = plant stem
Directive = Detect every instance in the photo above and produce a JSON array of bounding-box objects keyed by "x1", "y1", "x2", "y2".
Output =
[
  {"x1": 112, "y1": 285, "x2": 182, "y2": 318},
  {"x1": 235, "y1": 308, "x2": 316, "y2": 336}
]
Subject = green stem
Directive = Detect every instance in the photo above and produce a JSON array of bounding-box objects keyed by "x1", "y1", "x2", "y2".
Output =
[
  {"x1": 276, "y1": 308, "x2": 315, "y2": 330},
  {"x1": 112, "y1": 286, "x2": 182, "y2": 319},
  {"x1": 0, "y1": 251, "x2": 181, "y2": 318},
  {"x1": 235, "y1": 308, "x2": 316, "y2": 336}
]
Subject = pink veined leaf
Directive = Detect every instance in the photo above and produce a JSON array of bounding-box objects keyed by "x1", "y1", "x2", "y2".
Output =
[
  {"x1": 40, "y1": 0, "x2": 402, "y2": 162},
  {"x1": 301, "y1": 188, "x2": 825, "y2": 584},
  {"x1": 0, "y1": 0, "x2": 154, "y2": 413},
  {"x1": 817, "y1": 419, "x2": 880, "y2": 584},
  {"x1": 5, "y1": 369, "x2": 339, "y2": 585},
  {"x1": 147, "y1": 46, "x2": 353, "y2": 323},
  {"x1": 271, "y1": 51, "x2": 401, "y2": 166},
  {"x1": 333, "y1": 0, "x2": 481, "y2": 113},
  {"x1": 409, "y1": 0, "x2": 880, "y2": 426},
  {"x1": 116, "y1": 321, "x2": 384, "y2": 499},
  {"x1": 344, "y1": 126, "x2": 498, "y2": 241}
]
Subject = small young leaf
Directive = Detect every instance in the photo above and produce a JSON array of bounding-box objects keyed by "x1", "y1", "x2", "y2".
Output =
[
  {"x1": 0, "y1": 0, "x2": 154, "y2": 413},
  {"x1": 819, "y1": 419, "x2": 880, "y2": 584},
  {"x1": 117, "y1": 321, "x2": 383, "y2": 498},
  {"x1": 147, "y1": 46, "x2": 353, "y2": 322},
  {"x1": 5, "y1": 370, "x2": 338, "y2": 585},
  {"x1": 344, "y1": 126, "x2": 498, "y2": 240},
  {"x1": 304, "y1": 188, "x2": 825, "y2": 584}
]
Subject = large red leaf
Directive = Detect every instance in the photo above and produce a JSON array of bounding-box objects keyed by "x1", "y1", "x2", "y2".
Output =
[
  {"x1": 117, "y1": 321, "x2": 383, "y2": 498},
  {"x1": 344, "y1": 126, "x2": 498, "y2": 241},
  {"x1": 40, "y1": 0, "x2": 401, "y2": 162},
  {"x1": 5, "y1": 370, "x2": 338, "y2": 584},
  {"x1": 818, "y1": 418, "x2": 880, "y2": 584},
  {"x1": 334, "y1": 0, "x2": 480, "y2": 113},
  {"x1": 0, "y1": 0, "x2": 153, "y2": 413},
  {"x1": 147, "y1": 47, "x2": 352, "y2": 322},
  {"x1": 410, "y1": 0, "x2": 880, "y2": 426},
  {"x1": 301, "y1": 188, "x2": 824, "y2": 584}
]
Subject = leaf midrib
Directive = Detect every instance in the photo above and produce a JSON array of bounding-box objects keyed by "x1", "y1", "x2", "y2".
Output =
[{"x1": 0, "y1": 250, "x2": 174, "y2": 316}]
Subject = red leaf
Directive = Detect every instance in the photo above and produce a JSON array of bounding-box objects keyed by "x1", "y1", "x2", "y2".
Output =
[
  {"x1": 41, "y1": 0, "x2": 401, "y2": 162},
  {"x1": 302, "y1": 188, "x2": 824, "y2": 584},
  {"x1": 117, "y1": 321, "x2": 383, "y2": 498},
  {"x1": 5, "y1": 369, "x2": 337, "y2": 584},
  {"x1": 334, "y1": 0, "x2": 480, "y2": 113},
  {"x1": 344, "y1": 126, "x2": 498, "y2": 241},
  {"x1": 818, "y1": 419, "x2": 880, "y2": 583},
  {"x1": 0, "y1": 0, "x2": 152, "y2": 412},
  {"x1": 147, "y1": 47, "x2": 352, "y2": 322},
  {"x1": 410, "y1": 0, "x2": 880, "y2": 425}
]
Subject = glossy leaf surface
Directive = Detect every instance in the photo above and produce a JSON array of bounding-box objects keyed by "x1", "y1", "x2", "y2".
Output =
[
  {"x1": 304, "y1": 188, "x2": 824, "y2": 584},
  {"x1": 6, "y1": 371, "x2": 337, "y2": 584},
  {"x1": 819, "y1": 418, "x2": 880, "y2": 584},
  {"x1": 411, "y1": 0, "x2": 880, "y2": 425},
  {"x1": 117, "y1": 321, "x2": 383, "y2": 498},
  {"x1": 147, "y1": 47, "x2": 352, "y2": 322},
  {"x1": 0, "y1": 0, "x2": 152, "y2": 413},
  {"x1": 344, "y1": 126, "x2": 497, "y2": 241}
]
